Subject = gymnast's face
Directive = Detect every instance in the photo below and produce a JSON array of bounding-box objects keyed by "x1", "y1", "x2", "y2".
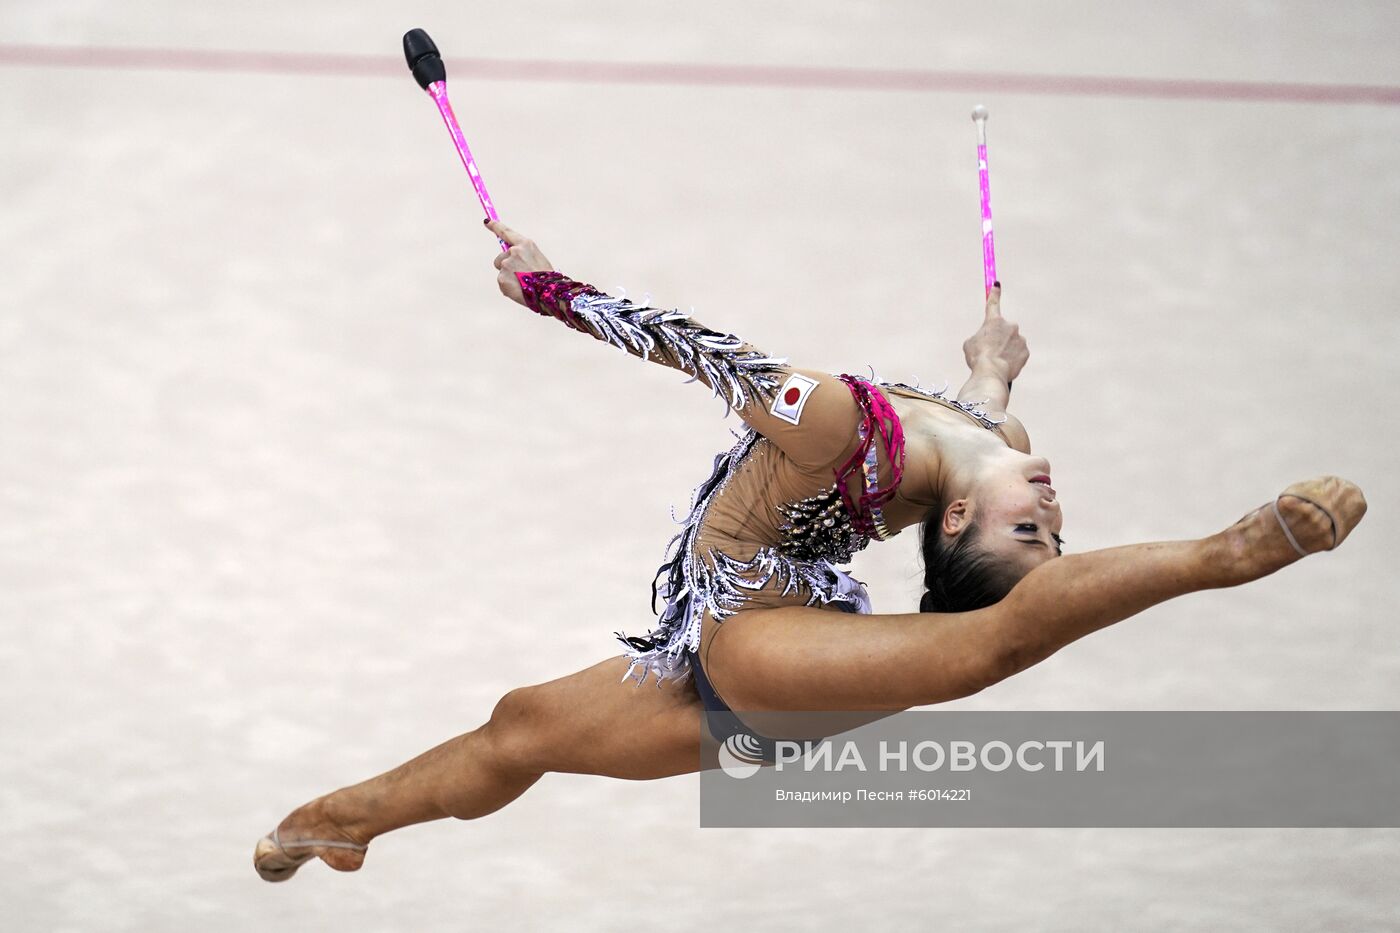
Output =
[{"x1": 950, "y1": 455, "x2": 1064, "y2": 574}]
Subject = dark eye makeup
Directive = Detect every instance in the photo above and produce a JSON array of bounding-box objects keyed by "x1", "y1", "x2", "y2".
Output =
[{"x1": 1016, "y1": 523, "x2": 1066, "y2": 552}]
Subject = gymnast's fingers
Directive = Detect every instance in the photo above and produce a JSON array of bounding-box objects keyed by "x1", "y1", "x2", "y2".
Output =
[
  {"x1": 984, "y1": 282, "x2": 1003, "y2": 319},
  {"x1": 485, "y1": 218, "x2": 527, "y2": 246},
  {"x1": 497, "y1": 244, "x2": 534, "y2": 272}
]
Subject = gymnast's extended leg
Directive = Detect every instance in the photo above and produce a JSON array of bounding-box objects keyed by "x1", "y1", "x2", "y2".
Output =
[
  {"x1": 257, "y1": 478, "x2": 1364, "y2": 879},
  {"x1": 255, "y1": 656, "x2": 703, "y2": 880},
  {"x1": 703, "y1": 476, "x2": 1367, "y2": 713}
]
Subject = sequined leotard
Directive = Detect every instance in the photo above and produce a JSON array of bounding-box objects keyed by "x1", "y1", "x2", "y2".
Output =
[{"x1": 514, "y1": 271, "x2": 1007, "y2": 691}]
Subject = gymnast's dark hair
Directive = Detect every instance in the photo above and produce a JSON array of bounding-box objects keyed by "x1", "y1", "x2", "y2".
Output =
[{"x1": 919, "y1": 515, "x2": 1023, "y2": 613}]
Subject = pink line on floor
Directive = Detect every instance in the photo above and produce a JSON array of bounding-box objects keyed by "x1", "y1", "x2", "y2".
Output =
[{"x1": 2, "y1": 43, "x2": 1397, "y2": 105}]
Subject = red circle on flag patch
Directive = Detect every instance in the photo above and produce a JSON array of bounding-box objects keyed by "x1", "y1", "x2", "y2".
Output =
[{"x1": 784, "y1": 387, "x2": 801, "y2": 405}]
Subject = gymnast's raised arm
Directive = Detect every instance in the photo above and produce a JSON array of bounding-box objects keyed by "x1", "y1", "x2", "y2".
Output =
[
  {"x1": 954, "y1": 283, "x2": 1032, "y2": 453},
  {"x1": 486, "y1": 218, "x2": 864, "y2": 470}
]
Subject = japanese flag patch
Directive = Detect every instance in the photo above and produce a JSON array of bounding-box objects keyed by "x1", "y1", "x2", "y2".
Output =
[{"x1": 770, "y1": 373, "x2": 819, "y2": 425}]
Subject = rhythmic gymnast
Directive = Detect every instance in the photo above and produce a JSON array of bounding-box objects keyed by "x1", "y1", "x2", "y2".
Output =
[{"x1": 254, "y1": 219, "x2": 1366, "y2": 880}]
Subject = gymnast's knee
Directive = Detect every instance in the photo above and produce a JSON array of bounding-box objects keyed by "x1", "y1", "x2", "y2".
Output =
[{"x1": 480, "y1": 686, "x2": 551, "y2": 774}]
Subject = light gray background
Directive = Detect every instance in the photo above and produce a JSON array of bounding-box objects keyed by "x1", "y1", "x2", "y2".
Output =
[{"x1": 2, "y1": 2, "x2": 1398, "y2": 930}]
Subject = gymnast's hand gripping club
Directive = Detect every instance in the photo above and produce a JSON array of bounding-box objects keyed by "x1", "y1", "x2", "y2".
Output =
[{"x1": 403, "y1": 28, "x2": 508, "y2": 252}]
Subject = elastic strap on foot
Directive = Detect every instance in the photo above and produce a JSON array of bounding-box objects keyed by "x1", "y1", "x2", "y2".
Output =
[
  {"x1": 1272, "y1": 494, "x2": 1339, "y2": 556},
  {"x1": 272, "y1": 827, "x2": 368, "y2": 854}
]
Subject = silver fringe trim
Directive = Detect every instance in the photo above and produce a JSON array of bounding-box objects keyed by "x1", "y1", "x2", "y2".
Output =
[
  {"x1": 875, "y1": 374, "x2": 1008, "y2": 431},
  {"x1": 569, "y1": 290, "x2": 788, "y2": 415}
]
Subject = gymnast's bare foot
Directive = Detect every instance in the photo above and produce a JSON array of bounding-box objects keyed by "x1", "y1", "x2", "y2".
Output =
[
  {"x1": 1214, "y1": 476, "x2": 1366, "y2": 586},
  {"x1": 253, "y1": 796, "x2": 369, "y2": 882}
]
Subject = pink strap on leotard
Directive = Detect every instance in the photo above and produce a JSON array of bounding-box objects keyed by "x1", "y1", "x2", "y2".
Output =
[{"x1": 835, "y1": 375, "x2": 905, "y2": 539}]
